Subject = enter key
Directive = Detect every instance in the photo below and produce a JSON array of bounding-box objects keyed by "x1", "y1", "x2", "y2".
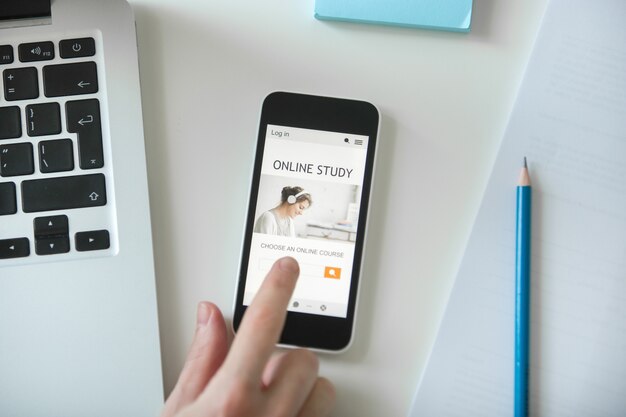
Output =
[{"x1": 66, "y1": 99, "x2": 104, "y2": 169}]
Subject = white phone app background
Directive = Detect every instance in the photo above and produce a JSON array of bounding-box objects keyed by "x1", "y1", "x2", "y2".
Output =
[{"x1": 244, "y1": 125, "x2": 368, "y2": 317}]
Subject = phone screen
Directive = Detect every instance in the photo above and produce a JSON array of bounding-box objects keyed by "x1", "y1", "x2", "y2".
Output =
[{"x1": 243, "y1": 124, "x2": 370, "y2": 318}]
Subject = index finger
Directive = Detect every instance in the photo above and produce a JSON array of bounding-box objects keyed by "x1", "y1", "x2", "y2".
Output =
[{"x1": 225, "y1": 257, "x2": 300, "y2": 381}]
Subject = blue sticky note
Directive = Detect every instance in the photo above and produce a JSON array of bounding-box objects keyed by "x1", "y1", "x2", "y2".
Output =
[{"x1": 314, "y1": 0, "x2": 473, "y2": 33}]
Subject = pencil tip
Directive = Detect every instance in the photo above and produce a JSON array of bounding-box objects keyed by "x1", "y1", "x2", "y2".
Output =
[{"x1": 523, "y1": 156, "x2": 527, "y2": 169}]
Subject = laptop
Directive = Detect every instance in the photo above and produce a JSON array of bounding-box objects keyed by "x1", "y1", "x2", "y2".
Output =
[{"x1": 0, "y1": 0, "x2": 163, "y2": 415}]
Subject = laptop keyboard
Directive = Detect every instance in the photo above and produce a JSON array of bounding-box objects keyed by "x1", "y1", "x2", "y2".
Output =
[{"x1": 1, "y1": 35, "x2": 114, "y2": 262}]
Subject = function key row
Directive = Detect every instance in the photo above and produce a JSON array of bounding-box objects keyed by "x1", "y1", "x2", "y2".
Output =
[
  {"x1": 0, "y1": 38, "x2": 95, "y2": 65},
  {"x1": 3, "y1": 61, "x2": 99, "y2": 101}
]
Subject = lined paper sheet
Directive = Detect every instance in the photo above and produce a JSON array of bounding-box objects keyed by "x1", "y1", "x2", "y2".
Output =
[{"x1": 410, "y1": 0, "x2": 626, "y2": 415}]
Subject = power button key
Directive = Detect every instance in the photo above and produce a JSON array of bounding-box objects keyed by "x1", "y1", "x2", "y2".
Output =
[{"x1": 59, "y1": 38, "x2": 95, "y2": 59}]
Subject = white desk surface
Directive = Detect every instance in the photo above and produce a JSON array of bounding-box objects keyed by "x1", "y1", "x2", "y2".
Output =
[{"x1": 128, "y1": 0, "x2": 549, "y2": 415}]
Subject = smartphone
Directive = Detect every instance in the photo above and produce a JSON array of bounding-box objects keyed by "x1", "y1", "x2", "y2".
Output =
[{"x1": 233, "y1": 91, "x2": 379, "y2": 352}]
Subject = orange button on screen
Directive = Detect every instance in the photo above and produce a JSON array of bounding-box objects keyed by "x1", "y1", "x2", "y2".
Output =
[{"x1": 324, "y1": 267, "x2": 341, "y2": 279}]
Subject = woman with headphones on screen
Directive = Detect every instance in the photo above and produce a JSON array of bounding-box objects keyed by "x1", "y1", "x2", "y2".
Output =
[{"x1": 254, "y1": 186, "x2": 312, "y2": 237}]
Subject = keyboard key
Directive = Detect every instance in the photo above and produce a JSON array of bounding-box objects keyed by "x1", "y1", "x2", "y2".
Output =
[
  {"x1": 34, "y1": 215, "x2": 70, "y2": 256},
  {"x1": 0, "y1": 45, "x2": 14, "y2": 65},
  {"x1": 43, "y1": 62, "x2": 98, "y2": 97},
  {"x1": 0, "y1": 106, "x2": 21, "y2": 139},
  {"x1": 26, "y1": 102, "x2": 61, "y2": 136},
  {"x1": 0, "y1": 182, "x2": 17, "y2": 215},
  {"x1": 34, "y1": 215, "x2": 69, "y2": 238},
  {"x1": 75, "y1": 230, "x2": 110, "y2": 252},
  {"x1": 39, "y1": 139, "x2": 74, "y2": 173},
  {"x1": 60, "y1": 38, "x2": 95, "y2": 59},
  {"x1": 0, "y1": 143, "x2": 34, "y2": 177},
  {"x1": 3, "y1": 67, "x2": 39, "y2": 101},
  {"x1": 0, "y1": 238, "x2": 30, "y2": 259},
  {"x1": 21, "y1": 173, "x2": 106, "y2": 213},
  {"x1": 36, "y1": 236, "x2": 70, "y2": 255},
  {"x1": 66, "y1": 99, "x2": 103, "y2": 169},
  {"x1": 19, "y1": 41, "x2": 54, "y2": 62}
]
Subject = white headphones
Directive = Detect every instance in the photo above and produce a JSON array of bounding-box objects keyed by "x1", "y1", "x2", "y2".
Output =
[{"x1": 287, "y1": 190, "x2": 308, "y2": 204}]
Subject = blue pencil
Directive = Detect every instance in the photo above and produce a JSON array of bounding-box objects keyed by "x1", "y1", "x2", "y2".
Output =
[{"x1": 515, "y1": 157, "x2": 531, "y2": 417}]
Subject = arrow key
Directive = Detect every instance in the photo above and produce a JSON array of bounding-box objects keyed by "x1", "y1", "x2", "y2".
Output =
[
  {"x1": 34, "y1": 215, "x2": 69, "y2": 238},
  {"x1": 36, "y1": 236, "x2": 70, "y2": 255},
  {"x1": 75, "y1": 230, "x2": 109, "y2": 252},
  {"x1": 0, "y1": 237, "x2": 30, "y2": 259},
  {"x1": 34, "y1": 214, "x2": 70, "y2": 255}
]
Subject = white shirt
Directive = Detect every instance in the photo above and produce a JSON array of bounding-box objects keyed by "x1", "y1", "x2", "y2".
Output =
[{"x1": 253, "y1": 210, "x2": 295, "y2": 237}]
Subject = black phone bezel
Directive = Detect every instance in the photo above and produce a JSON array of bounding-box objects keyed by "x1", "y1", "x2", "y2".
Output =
[{"x1": 233, "y1": 91, "x2": 379, "y2": 351}]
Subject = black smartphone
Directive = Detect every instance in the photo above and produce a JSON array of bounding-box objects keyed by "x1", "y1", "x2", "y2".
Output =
[{"x1": 233, "y1": 91, "x2": 379, "y2": 352}]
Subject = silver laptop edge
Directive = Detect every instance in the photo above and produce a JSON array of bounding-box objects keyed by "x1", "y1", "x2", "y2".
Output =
[{"x1": 0, "y1": 1, "x2": 163, "y2": 415}]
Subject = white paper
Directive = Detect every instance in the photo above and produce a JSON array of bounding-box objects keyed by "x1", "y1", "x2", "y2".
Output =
[{"x1": 410, "y1": 0, "x2": 626, "y2": 415}]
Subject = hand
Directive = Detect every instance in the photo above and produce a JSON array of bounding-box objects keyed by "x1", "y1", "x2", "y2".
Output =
[{"x1": 161, "y1": 257, "x2": 336, "y2": 417}]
